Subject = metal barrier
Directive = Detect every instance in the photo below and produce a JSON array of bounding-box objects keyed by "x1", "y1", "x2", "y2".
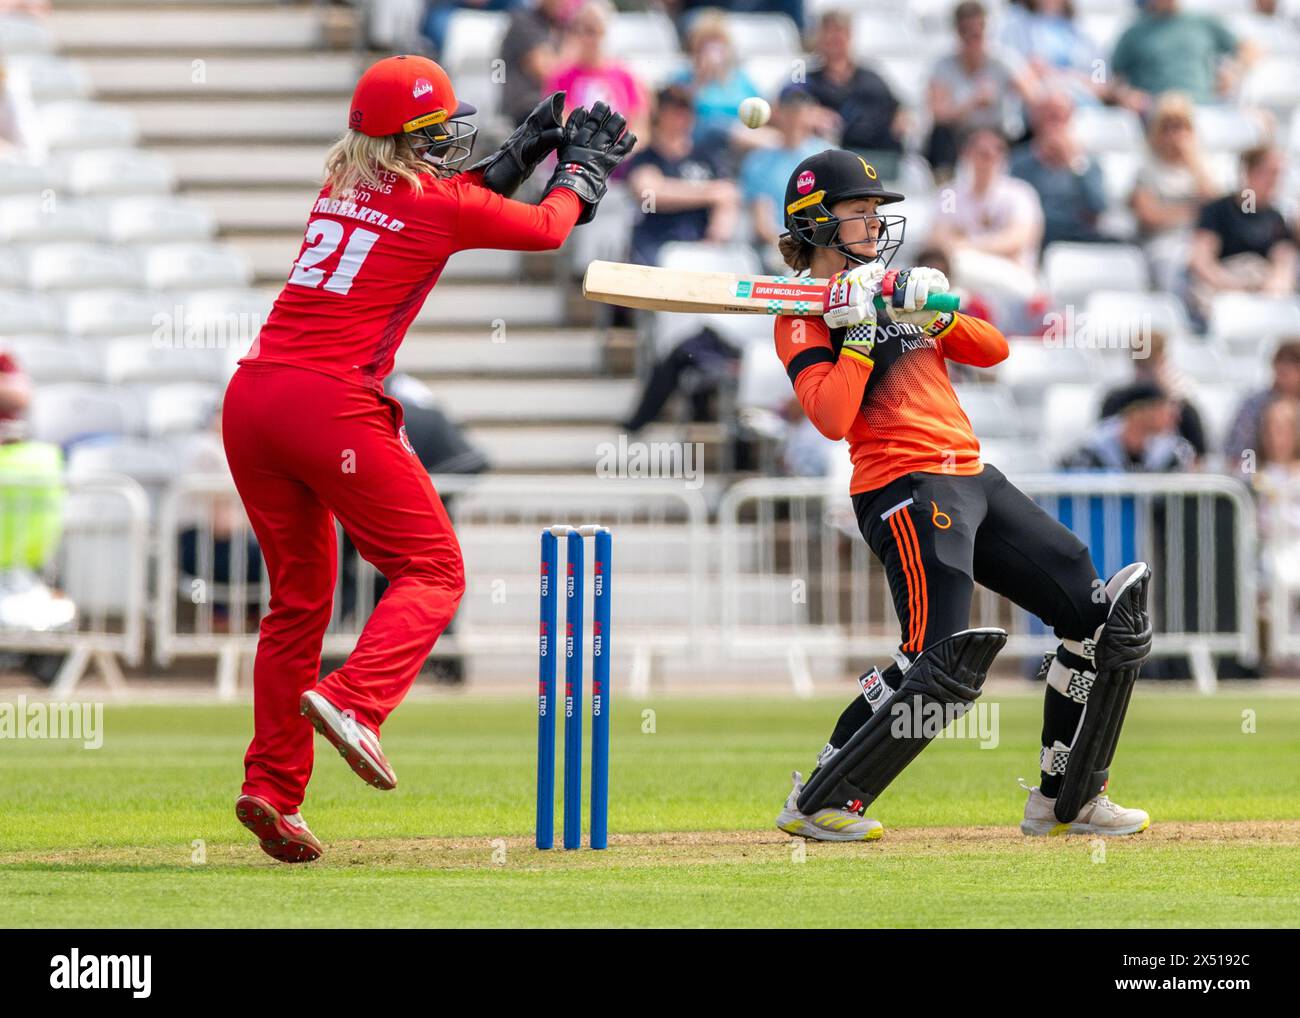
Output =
[
  {"x1": 718, "y1": 473, "x2": 1259, "y2": 695},
  {"x1": 0, "y1": 474, "x2": 150, "y2": 696},
  {"x1": 1263, "y1": 477, "x2": 1300, "y2": 661},
  {"x1": 154, "y1": 473, "x2": 709, "y2": 699}
]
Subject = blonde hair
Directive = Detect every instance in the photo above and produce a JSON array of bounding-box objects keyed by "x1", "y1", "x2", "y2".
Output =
[
  {"x1": 1148, "y1": 91, "x2": 1195, "y2": 138},
  {"x1": 323, "y1": 130, "x2": 436, "y2": 197},
  {"x1": 686, "y1": 10, "x2": 735, "y2": 57}
]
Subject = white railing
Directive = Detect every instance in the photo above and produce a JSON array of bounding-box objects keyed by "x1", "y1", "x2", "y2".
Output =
[
  {"x1": 1263, "y1": 477, "x2": 1300, "y2": 660},
  {"x1": 0, "y1": 474, "x2": 149, "y2": 696},
  {"x1": 154, "y1": 473, "x2": 710, "y2": 699},
  {"x1": 718, "y1": 473, "x2": 1259, "y2": 695}
]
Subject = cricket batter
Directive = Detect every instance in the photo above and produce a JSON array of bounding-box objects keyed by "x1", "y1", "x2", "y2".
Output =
[
  {"x1": 223, "y1": 56, "x2": 634, "y2": 862},
  {"x1": 769, "y1": 150, "x2": 1153, "y2": 841}
]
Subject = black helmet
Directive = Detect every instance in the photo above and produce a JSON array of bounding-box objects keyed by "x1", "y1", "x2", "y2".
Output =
[{"x1": 781, "y1": 149, "x2": 906, "y2": 268}]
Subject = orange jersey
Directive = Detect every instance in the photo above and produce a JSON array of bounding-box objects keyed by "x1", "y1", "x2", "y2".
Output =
[{"x1": 775, "y1": 312, "x2": 1009, "y2": 494}]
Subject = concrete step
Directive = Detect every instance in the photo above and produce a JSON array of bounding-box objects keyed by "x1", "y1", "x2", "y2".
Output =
[
  {"x1": 466, "y1": 424, "x2": 681, "y2": 471},
  {"x1": 164, "y1": 144, "x2": 324, "y2": 188},
  {"x1": 436, "y1": 378, "x2": 636, "y2": 424},
  {"x1": 132, "y1": 99, "x2": 344, "y2": 142},
  {"x1": 396, "y1": 330, "x2": 607, "y2": 377},
  {"x1": 241, "y1": 281, "x2": 567, "y2": 328},
  {"x1": 49, "y1": 8, "x2": 348, "y2": 52},
  {"x1": 77, "y1": 53, "x2": 358, "y2": 97},
  {"x1": 187, "y1": 188, "x2": 319, "y2": 232}
]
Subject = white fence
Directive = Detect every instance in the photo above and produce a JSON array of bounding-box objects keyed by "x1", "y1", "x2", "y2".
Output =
[
  {"x1": 718, "y1": 473, "x2": 1260, "y2": 694},
  {"x1": 0, "y1": 475, "x2": 149, "y2": 695},
  {"x1": 1, "y1": 468, "x2": 1280, "y2": 697}
]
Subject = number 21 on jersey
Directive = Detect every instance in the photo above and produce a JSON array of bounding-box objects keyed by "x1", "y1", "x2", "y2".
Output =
[{"x1": 288, "y1": 218, "x2": 379, "y2": 296}]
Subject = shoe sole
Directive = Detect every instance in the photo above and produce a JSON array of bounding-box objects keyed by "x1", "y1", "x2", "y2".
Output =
[
  {"x1": 1020, "y1": 817, "x2": 1151, "y2": 837},
  {"x1": 776, "y1": 814, "x2": 884, "y2": 842},
  {"x1": 300, "y1": 692, "x2": 396, "y2": 791},
  {"x1": 235, "y1": 796, "x2": 322, "y2": 863}
]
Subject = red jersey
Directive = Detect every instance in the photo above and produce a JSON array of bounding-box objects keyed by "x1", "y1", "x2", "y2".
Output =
[
  {"x1": 244, "y1": 169, "x2": 581, "y2": 389},
  {"x1": 775, "y1": 312, "x2": 1009, "y2": 494}
]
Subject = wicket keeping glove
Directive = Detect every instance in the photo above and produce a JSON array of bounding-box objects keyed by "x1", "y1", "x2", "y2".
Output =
[
  {"x1": 822, "y1": 263, "x2": 885, "y2": 330},
  {"x1": 545, "y1": 101, "x2": 637, "y2": 225},
  {"x1": 472, "y1": 91, "x2": 566, "y2": 197},
  {"x1": 877, "y1": 267, "x2": 953, "y2": 334}
]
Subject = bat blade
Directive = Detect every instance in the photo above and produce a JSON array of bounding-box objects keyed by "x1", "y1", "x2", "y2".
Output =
[{"x1": 582, "y1": 260, "x2": 827, "y2": 316}]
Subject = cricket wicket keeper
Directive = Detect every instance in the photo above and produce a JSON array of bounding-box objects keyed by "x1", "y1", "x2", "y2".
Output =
[
  {"x1": 769, "y1": 150, "x2": 1153, "y2": 841},
  {"x1": 223, "y1": 56, "x2": 634, "y2": 862}
]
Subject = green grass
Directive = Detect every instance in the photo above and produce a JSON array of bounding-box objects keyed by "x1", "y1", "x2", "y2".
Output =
[{"x1": 1, "y1": 692, "x2": 1298, "y2": 927}]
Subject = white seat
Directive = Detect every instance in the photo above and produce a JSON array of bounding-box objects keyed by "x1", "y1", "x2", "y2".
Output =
[
  {"x1": 142, "y1": 243, "x2": 252, "y2": 290},
  {"x1": 1242, "y1": 58, "x2": 1300, "y2": 109},
  {"x1": 39, "y1": 100, "x2": 139, "y2": 150},
  {"x1": 0, "y1": 14, "x2": 55, "y2": 55},
  {"x1": 68, "y1": 148, "x2": 176, "y2": 196},
  {"x1": 66, "y1": 437, "x2": 181, "y2": 519},
  {"x1": 736, "y1": 342, "x2": 790, "y2": 413},
  {"x1": 720, "y1": 13, "x2": 802, "y2": 59},
  {"x1": 1071, "y1": 106, "x2": 1144, "y2": 154},
  {"x1": 0, "y1": 289, "x2": 61, "y2": 334},
  {"x1": 174, "y1": 288, "x2": 273, "y2": 358},
  {"x1": 0, "y1": 336, "x2": 102, "y2": 384},
  {"x1": 103, "y1": 337, "x2": 230, "y2": 386},
  {"x1": 1098, "y1": 151, "x2": 1142, "y2": 206},
  {"x1": 28, "y1": 383, "x2": 139, "y2": 445},
  {"x1": 146, "y1": 382, "x2": 223, "y2": 437},
  {"x1": 1043, "y1": 242, "x2": 1149, "y2": 305},
  {"x1": 654, "y1": 242, "x2": 764, "y2": 354},
  {"x1": 61, "y1": 289, "x2": 173, "y2": 338},
  {"x1": 27, "y1": 243, "x2": 140, "y2": 291},
  {"x1": 976, "y1": 437, "x2": 1051, "y2": 475},
  {"x1": 952, "y1": 384, "x2": 1024, "y2": 439},
  {"x1": 6, "y1": 55, "x2": 93, "y2": 101},
  {"x1": 623, "y1": 53, "x2": 690, "y2": 92},
  {"x1": 1083, "y1": 290, "x2": 1192, "y2": 340},
  {"x1": 995, "y1": 339, "x2": 1096, "y2": 407},
  {"x1": 1193, "y1": 104, "x2": 1268, "y2": 153},
  {"x1": 1209, "y1": 293, "x2": 1300, "y2": 345},
  {"x1": 852, "y1": 12, "x2": 919, "y2": 61},
  {"x1": 0, "y1": 248, "x2": 24, "y2": 288},
  {"x1": 743, "y1": 55, "x2": 801, "y2": 99},
  {"x1": 439, "y1": 10, "x2": 510, "y2": 75},
  {"x1": 108, "y1": 197, "x2": 216, "y2": 244},
  {"x1": 1042, "y1": 382, "x2": 1104, "y2": 464},
  {"x1": 606, "y1": 11, "x2": 680, "y2": 56},
  {"x1": 0, "y1": 161, "x2": 58, "y2": 195},
  {"x1": 0, "y1": 196, "x2": 101, "y2": 243}
]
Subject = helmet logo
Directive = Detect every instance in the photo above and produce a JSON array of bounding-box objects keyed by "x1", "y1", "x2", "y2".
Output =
[
  {"x1": 796, "y1": 170, "x2": 816, "y2": 194},
  {"x1": 857, "y1": 156, "x2": 878, "y2": 180},
  {"x1": 349, "y1": 109, "x2": 363, "y2": 128},
  {"x1": 412, "y1": 78, "x2": 434, "y2": 99}
]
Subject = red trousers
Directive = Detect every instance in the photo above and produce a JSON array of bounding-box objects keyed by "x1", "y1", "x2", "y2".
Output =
[{"x1": 222, "y1": 364, "x2": 465, "y2": 811}]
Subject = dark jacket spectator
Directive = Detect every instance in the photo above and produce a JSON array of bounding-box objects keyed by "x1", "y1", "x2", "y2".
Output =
[
  {"x1": 1062, "y1": 381, "x2": 1196, "y2": 472},
  {"x1": 801, "y1": 10, "x2": 905, "y2": 157},
  {"x1": 1099, "y1": 331, "x2": 1207, "y2": 459},
  {"x1": 499, "y1": 0, "x2": 574, "y2": 127},
  {"x1": 625, "y1": 85, "x2": 739, "y2": 266}
]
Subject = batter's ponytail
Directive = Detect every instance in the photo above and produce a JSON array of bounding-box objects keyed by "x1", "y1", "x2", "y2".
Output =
[
  {"x1": 778, "y1": 233, "x2": 813, "y2": 273},
  {"x1": 324, "y1": 130, "x2": 435, "y2": 198}
]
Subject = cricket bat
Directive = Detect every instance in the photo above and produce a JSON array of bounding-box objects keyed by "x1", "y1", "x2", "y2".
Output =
[{"x1": 582, "y1": 260, "x2": 961, "y2": 316}]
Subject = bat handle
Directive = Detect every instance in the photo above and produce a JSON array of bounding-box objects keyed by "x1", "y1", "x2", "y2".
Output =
[{"x1": 873, "y1": 292, "x2": 961, "y2": 313}]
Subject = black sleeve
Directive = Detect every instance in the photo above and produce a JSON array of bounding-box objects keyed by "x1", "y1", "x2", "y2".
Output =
[
  {"x1": 1177, "y1": 399, "x2": 1208, "y2": 457},
  {"x1": 1195, "y1": 196, "x2": 1226, "y2": 234}
]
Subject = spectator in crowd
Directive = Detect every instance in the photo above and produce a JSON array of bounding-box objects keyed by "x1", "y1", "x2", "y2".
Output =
[
  {"x1": 1224, "y1": 339, "x2": 1300, "y2": 471},
  {"x1": 1131, "y1": 92, "x2": 1222, "y2": 293},
  {"x1": 999, "y1": 0, "x2": 1106, "y2": 106},
  {"x1": 424, "y1": 1, "x2": 529, "y2": 67},
  {"x1": 1010, "y1": 89, "x2": 1108, "y2": 247},
  {"x1": 624, "y1": 85, "x2": 739, "y2": 267},
  {"x1": 671, "y1": 10, "x2": 761, "y2": 155},
  {"x1": 498, "y1": 0, "x2": 578, "y2": 127},
  {"x1": 800, "y1": 10, "x2": 907, "y2": 168},
  {"x1": 1188, "y1": 146, "x2": 1296, "y2": 320},
  {"x1": 1250, "y1": 395, "x2": 1300, "y2": 588},
  {"x1": 1100, "y1": 330, "x2": 1208, "y2": 460},
  {"x1": 739, "y1": 88, "x2": 823, "y2": 272},
  {"x1": 1111, "y1": 0, "x2": 1246, "y2": 113},
  {"x1": 1061, "y1": 380, "x2": 1197, "y2": 472},
  {"x1": 666, "y1": 0, "x2": 808, "y2": 36},
  {"x1": 926, "y1": 0, "x2": 1037, "y2": 179},
  {"x1": 931, "y1": 126, "x2": 1043, "y2": 275},
  {"x1": 0, "y1": 344, "x2": 30, "y2": 440},
  {"x1": 544, "y1": 0, "x2": 649, "y2": 146}
]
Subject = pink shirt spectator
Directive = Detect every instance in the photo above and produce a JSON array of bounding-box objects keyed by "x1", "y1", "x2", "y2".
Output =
[{"x1": 545, "y1": 63, "x2": 645, "y2": 122}]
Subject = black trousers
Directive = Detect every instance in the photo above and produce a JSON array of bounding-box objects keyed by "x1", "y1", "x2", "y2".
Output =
[{"x1": 853, "y1": 465, "x2": 1108, "y2": 658}]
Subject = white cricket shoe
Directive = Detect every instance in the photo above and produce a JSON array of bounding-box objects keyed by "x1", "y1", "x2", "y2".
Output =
[
  {"x1": 775, "y1": 771, "x2": 884, "y2": 842},
  {"x1": 300, "y1": 689, "x2": 397, "y2": 790},
  {"x1": 1020, "y1": 784, "x2": 1150, "y2": 837}
]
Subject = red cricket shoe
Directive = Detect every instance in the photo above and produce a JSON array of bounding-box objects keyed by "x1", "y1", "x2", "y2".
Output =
[
  {"x1": 235, "y1": 794, "x2": 323, "y2": 864},
  {"x1": 300, "y1": 689, "x2": 397, "y2": 790}
]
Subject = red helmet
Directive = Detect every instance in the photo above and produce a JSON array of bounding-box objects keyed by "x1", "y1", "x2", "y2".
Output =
[{"x1": 349, "y1": 55, "x2": 476, "y2": 137}]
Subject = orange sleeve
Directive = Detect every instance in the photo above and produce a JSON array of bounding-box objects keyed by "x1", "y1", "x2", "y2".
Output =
[
  {"x1": 774, "y1": 315, "x2": 873, "y2": 441},
  {"x1": 934, "y1": 313, "x2": 1010, "y2": 367},
  {"x1": 453, "y1": 178, "x2": 581, "y2": 252}
]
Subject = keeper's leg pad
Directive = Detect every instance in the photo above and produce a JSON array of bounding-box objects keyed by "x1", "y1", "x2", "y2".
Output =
[
  {"x1": 1053, "y1": 562, "x2": 1152, "y2": 823},
  {"x1": 796, "y1": 628, "x2": 1007, "y2": 815}
]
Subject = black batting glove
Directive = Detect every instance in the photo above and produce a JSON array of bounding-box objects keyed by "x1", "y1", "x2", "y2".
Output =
[
  {"x1": 545, "y1": 100, "x2": 637, "y2": 225},
  {"x1": 470, "y1": 91, "x2": 566, "y2": 197}
]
